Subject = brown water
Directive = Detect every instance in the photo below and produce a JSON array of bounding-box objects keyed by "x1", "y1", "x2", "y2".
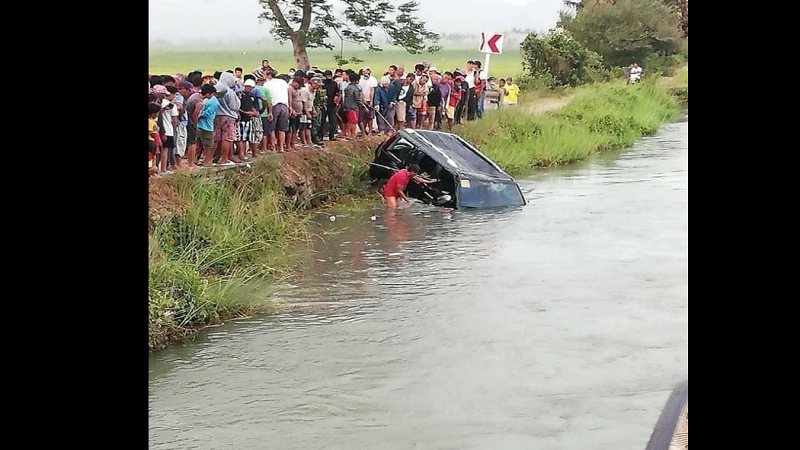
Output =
[{"x1": 149, "y1": 114, "x2": 688, "y2": 449}]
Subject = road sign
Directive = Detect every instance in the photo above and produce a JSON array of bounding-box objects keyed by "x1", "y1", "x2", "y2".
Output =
[{"x1": 479, "y1": 32, "x2": 504, "y2": 55}]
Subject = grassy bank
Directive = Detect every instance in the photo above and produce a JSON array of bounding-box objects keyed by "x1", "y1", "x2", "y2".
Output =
[
  {"x1": 454, "y1": 79, "x2": 681, "y2": 174},
  {"x1": 148, "y1": 140, "x2": 379, "y2": 351}
]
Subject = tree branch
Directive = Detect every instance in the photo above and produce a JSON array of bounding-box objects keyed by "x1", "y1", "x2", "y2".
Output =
[
  {"x1": 267, "y1": 0, "x2": 294, "y2": 34},
  {"x1": 300, "y1": 0, "x2": 312, "y2": 32}
]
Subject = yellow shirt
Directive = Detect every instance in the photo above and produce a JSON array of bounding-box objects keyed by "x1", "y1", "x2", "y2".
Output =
[
  {"x1": 149, "y1": 118, "x2": 156, "y2": 141},
  {"x1": 504, "y1": 84, "x2": 520, "y2": 104}
]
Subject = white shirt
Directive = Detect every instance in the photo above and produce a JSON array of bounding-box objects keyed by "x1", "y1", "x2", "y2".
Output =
[
  {"x1": 265, "y1": 78, "x2": 289, "y2": 106},
  {"x1": 359, "y1": 76, "x2": 378, "y2": 102},
  {"x1": 160, "y1": 99, "x2": 179, "y2": 137},
  {"x1": 465, "y1": 70, "x2": 476, "y2": 88}
]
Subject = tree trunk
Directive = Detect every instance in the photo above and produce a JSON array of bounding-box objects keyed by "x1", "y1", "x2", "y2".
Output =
[{"x1": 291, "y1": 32, "x2": 311, "y2": 71}]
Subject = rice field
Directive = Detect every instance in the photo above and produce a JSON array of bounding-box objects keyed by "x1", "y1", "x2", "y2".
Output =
[{"x1": 148, "y1": 47, "x2": 525, "y2": 80}]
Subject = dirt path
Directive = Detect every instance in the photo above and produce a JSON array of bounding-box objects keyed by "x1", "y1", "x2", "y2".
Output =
[{"x1": 527, "y1": 95, "x2": 574, "y2": 115}]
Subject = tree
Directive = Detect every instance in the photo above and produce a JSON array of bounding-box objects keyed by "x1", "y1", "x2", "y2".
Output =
[
  {"x1": 520, "y1": 30, "x2": 609, "y2": 88},
  {"x1": 258, "y1": 0, "x2": 440, "y2": 70},
  {"x1": 564, "y1": 0, "x2": 687, "y2": 38},
  {"x1": 560, "y1": 0, "x2": 683, "y2": 67},
  {"x1": 671, "y1": 0, "x2": 688, "y2": 37}
]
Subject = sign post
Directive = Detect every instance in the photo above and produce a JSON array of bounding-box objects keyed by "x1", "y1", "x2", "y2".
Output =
[{"x1": 479, "y1": 32, "x2": 504, "y2": 79}]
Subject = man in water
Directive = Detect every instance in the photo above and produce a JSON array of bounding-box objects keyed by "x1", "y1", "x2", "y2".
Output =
[{"x1": 382, "y1": 164, "x2": 438, "y2": 208}]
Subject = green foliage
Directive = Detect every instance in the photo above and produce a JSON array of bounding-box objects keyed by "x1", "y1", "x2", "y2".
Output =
[
  {"x1": 520, "y1": 30, "x2": 610, "y2": 88},
  {"x1": 561, "y1": 0, "x2": 683, "y2": 67},
  {"x1": 258, "y1": 0, "x2": 439, "y2": 55}
]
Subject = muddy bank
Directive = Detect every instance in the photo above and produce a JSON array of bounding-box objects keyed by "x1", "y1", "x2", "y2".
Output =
[{"x1": 149, "y1": 137, "x2": 382, "y2": 221}]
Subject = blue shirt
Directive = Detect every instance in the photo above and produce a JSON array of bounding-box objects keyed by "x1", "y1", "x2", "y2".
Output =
[{"x1": 198, "y1": 96, "x2": 219, "y2": 132}]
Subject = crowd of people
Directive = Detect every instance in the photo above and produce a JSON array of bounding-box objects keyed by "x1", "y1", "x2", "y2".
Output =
[{"x1": 149, "y1": 58, "x2": 522, "y2": 176}]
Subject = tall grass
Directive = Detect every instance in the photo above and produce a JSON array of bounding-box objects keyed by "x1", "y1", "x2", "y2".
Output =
[
  {"x1": 455, "y1": 80, "x2": 679, "y2": 174},
  {"x1": 148, "y1": 159, "x2": 309, "y2": 351}
]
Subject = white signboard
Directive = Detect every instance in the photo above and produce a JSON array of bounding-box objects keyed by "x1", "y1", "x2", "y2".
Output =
[{"x1": 479, "y1": 32, "x2": 504, "y2": 55}]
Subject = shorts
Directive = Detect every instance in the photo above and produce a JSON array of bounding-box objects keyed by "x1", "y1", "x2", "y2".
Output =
[
  {"x1": 175, "y1": 123, "x2": 187, "y2": 157},
  {"x1": 395, "y1": 101, "x2": 407, "y2": 122},
  {"x1": 262, "y1": 116, "x2": 275, "y2": 135},
  {"x1": 235, "y1": 120, "x2": 251, "y2": 142},
  {"x1": 163, "y1": 135, "x2": 175, "y2": 149},
  {"x1": 272, "y1": 104, "x2": 290, "y2": 132},
  {"x1": 417, "y1": 106, "x2": 427, "y2": 116},
  {"x1": 446, "y1": 106, "x2": 455, "y2": 119},
  {"x1": 149, "y1": 140, "x2": 155, "y2": 153},
  {"x1": 346, "y1": 110, "x2": 359, "y2": 124},
  {"x1": 197, "y1": 128, "x2": 214, "y2": 148},
  {"x1": 359, "y1": 104, "x2": 374, "y2": 120},
  {"x1": 406, "y1": 107, "x2": 417, "y2": 123},
  {"x1": 186, "y1": 123, "x2": 198, "y2": 144},
  {"x1": 249, "y1": 117, "x2": 263, "y2": 143},
  {"x1": 289, "y1": 116, "x2": 300, "y2": 131},
  {"x1": 427, "y1": 106, "x2": 437, "y2": 117},
  {"x1": 213, "y1": 116, "x2": 236, "y2": 143}
]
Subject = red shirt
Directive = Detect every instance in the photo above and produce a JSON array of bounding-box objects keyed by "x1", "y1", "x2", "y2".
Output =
[
  {"x1": 383, "y1": 169, "x2": 412, "y2": 197},
  {"x1": 449, "y1": 89, "x2": 462, "y2": 108}
]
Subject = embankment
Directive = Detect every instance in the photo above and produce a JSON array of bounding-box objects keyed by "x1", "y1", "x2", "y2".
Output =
[
  {"x1": 455, "y1": 79, "x2": 682, "y2": 174},
  {"x1": 149, "y1": 77, "x2": 687, "y2": 351},
  {"x1": 149, "y1": 137, "x2": 382, "y2": 351}
]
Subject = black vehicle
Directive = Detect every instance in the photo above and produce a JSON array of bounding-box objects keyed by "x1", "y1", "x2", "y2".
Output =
[{"x1": 369, "y1": 129, "x2": 526, "y2": 209}]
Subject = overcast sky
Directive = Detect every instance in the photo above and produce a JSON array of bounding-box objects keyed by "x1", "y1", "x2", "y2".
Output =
[{"x1": 149, "y1": 0, "x2": 565, "y2": 42}]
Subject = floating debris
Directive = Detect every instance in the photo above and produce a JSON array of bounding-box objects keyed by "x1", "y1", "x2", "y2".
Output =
[
  {"x1": 329, "y1": 215, "x2": 337, "y2": 222},
  {"x1": 333, "y1": 260, "x2": 344, "y2": 265},
  {"x1": 316, "y1": 258, "x2": 327, "y2": 263},
  {"x1": 370, "y1": 215, "x2": 377, "y2": 221}
]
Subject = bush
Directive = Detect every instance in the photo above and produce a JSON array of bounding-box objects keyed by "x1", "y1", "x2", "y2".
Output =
[
  {"x1": 520, "y1": 30, "x2": 610, "y2": 88},
  {"x1": 643, "y1": 53, "x2": 673, "y2": 77}
]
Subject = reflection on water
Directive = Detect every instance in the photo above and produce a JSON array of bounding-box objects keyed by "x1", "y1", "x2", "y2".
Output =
[{"x1": 149, "y1": 116, "x2": 688, "y2": 450}]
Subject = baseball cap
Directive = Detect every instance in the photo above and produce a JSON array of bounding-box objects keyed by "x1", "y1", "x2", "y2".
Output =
[
  {"x1": 311, "y1": 77, "x2": 323, "y2": 84},
  {"x1": 428, "y1": 66, "x2": 438, "y2": 73},
  {"x1": 178, "y1": 81, "x2": 193, "y2": 90},
  {"x1": 244, "y1": 79, "x2": 256, "y2": 87}
]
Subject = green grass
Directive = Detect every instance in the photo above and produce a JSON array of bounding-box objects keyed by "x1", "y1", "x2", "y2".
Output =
[
  {"x1": 149, "y1": 159, "x2": 300, "y2": 350},
  {"x1": 148, "y1": 48, "x2": 524, "y2": 80},
  {"x1": 454, "y1": 79, "x2": 679, "y2": 174}
]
